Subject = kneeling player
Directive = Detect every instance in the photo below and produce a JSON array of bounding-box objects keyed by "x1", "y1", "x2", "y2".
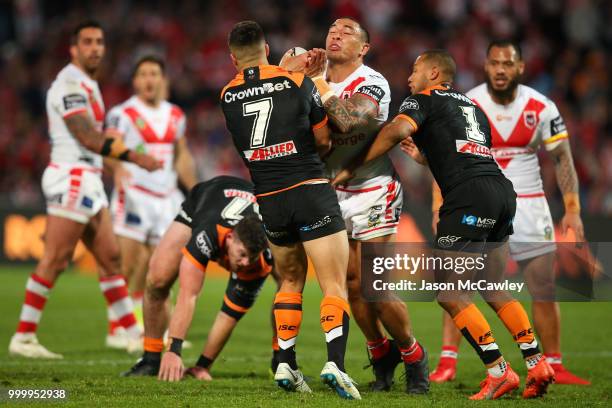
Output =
[
  {"x1": 335, "y1": 50, "x2": 555, "y2": 400},
  {"x1": 123, "y1": 176, "x2": 276, "y2": 379}
]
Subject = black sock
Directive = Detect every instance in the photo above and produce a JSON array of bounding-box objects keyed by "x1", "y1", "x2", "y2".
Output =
[{"x1": 143, "y1": 351, "x2": 161, "y2": 363}]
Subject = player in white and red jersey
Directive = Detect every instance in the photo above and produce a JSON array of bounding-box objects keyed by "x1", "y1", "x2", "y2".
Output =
[
  {"x1": 427, "y1": 40, "x2": 589, "y2": 385},
  {"x1": 303, "y1": 18, "x2": 428, "y2": 394},
  {"x1": 8, "y1": 21, "x2": 161, "y2": 359},
  {"x1": 103, "y1": 56, "x2": 197, "y2": 349}
]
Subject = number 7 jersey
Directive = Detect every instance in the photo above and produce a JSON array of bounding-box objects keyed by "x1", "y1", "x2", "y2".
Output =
[
  {"x1": 396, "y1": 84, "x2": 503, "y2": 195},
  {"x1": 220, "y1": 65, "x2": 328, "y2": 196}
]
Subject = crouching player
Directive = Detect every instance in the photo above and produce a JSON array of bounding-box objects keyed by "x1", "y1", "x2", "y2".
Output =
[{"x1": 122, "y1": 176, "x2": 277, "y2": 380}]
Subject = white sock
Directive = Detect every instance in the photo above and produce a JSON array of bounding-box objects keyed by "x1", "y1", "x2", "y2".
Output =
[
  {"x1": 487, "y1": 360, "x2": 507, "y2": 378},
  {"x1": 526, "y1": 353, "x2": 543, "y2": 370}
]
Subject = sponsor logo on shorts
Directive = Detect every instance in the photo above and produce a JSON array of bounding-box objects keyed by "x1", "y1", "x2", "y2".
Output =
[
  {"x1": 48, "y1": 193, "x2": 63, "y2": 204},
  {"x1": 223, "y1": 189, "x2": 256, "y2": 203},
  {"x1": 461, "y1": 214, "x2": 496, "y2": 229},
  {"x1": 196, "y1": 231, "x2": 213, "y2": 258},
  {"x1": 264, "y1": 226, "x2": 288, "y2": 239},
  {"x1": 299, "y1": 215, "x2": 332, "y2": 232},
  {"x1": 81, "y1": 196, "x2": 93, "y2": 209},
  {"x1": 456, "y1": 140, "x2": 493, "y2": 158},
  {"x1": 126, "y1": 213, "x2": 141, "y2": 225},
  {"x1": 437, "y1": 235, "x2": 461, "y2": 248},
  {"x1": 367, "y1": 205, "x2": 383, "y2": 228},
  {"x1": 243, "y1": 141, "x2": 297, "y2": 162}
]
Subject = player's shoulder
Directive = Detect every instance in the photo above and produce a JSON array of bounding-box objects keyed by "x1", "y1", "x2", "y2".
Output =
[
  {"x1": 164, "y1": 100, "x2": 185, "y2": 118},
  {"x1": 519, "y1": 84, "x2": 557, "y2": 108},
  {"x1": 261, "y1": 64, "x2": 305, "y2": 87},
  {"x1": 359, "y1": 65, "x2": 389, "y2": 87},
  {"x1": 465, "y1": 83, "x2": 488, "y2": 100}
]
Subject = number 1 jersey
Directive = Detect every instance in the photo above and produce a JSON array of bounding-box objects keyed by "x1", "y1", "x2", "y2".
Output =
[
  {"x1": 396, "y1": 84, "x2": 503, "y2": 195},
  {"x1": 220, "y1": 65, "x2": 328, "y2": 195}
]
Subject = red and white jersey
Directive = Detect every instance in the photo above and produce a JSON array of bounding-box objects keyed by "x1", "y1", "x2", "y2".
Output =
[
  {"x1": 105, "y1": 96, "x2": 186, "y2": 195},
  {"x1": 325, "y1": 64, "x2": 395, "y2": 188},
  {"x1": 467, "y1": 83, "x2": 568, "y2": 196},
  {"x1": 46, "y1": 63, "x2": 105, "y2": 169}
]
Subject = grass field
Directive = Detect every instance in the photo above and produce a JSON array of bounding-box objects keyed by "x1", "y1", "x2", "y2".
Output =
[{"x1": 1, "y1": 266, "x2": 611, "y2": 407}]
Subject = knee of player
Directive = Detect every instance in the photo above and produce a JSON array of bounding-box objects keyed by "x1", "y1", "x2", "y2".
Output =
[{"x1": 146, "y1": 272, "x2": 172, "y2": 299}]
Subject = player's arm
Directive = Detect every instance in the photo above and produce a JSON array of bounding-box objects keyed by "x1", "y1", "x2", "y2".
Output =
[
  {"x1": 159, "y1": 255, "x2": 205, "y2": 382},
  {"x1": 174, "y1": 137, "x2": 198, "y2": 190},
  {"x1": 548, "y1": 139, "x2": 584, "y2": 241},
  {"x1": 313, "y1": 122, "x2": 332, "y2": 157},
  {"x1": 312, "y1": 76, "x2": 379, "y2": 134},
  {"x1": 64, "y1": 112, "x2": 162, "y2": 171},
  {"x1": 332, "y1": 115, "x2": 415, "y2": 185}
]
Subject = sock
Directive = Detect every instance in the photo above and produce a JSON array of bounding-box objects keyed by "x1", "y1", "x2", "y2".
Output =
[
  {"x1": 99, "y1": 275, "x2": 140, "y2": 339},
  {"x1": 439, "y1": 345, "x2": 458, "y2": 367},
  {"x1": 453, "y1": 304, "x2": 502, "y2": 366},
  {"x1": 273, "y1": 292, "x2": 302, "y2": 370},
  {"x1": 320, "y1": 296, "x2": 350, "y2": 372},
  {"x1": 15, "y1": 274, "x2": 53, "y2": 336},
  {"x1": 272, "y1": 336, "x2": 280, "y2": 352},
  {"x1": 367, "y1": 337, "x2": 390, "y2": 360},
  {"x1": 400, "y1": 340, "x2": 424, "y2": 364},
  {"x1": 107, "y1": 307, "x2": 121, "y2": 335},
  {"x1": 526, "y1": 353, "x2": 543, "y2": 370},
  {"x1": 545, "y1": 352, "x2": 562, "y2": 366},
  {"x1": 143, "y1": 336, "x2": 163, "y2": 361},
  {"x1": 487, "y1": 359, "x2": 508, "y2": 378},
  {"x1": 497, "y1": 300, "x2": 541, "y2": 361}
]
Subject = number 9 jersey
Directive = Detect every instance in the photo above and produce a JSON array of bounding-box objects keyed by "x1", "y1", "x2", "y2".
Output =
[
  {"x1": 220, "y1": 65, "x2": 329, "y2": 196},
  {"x1": 396, "y1": 84, "x2": 503, "y2": 195}
]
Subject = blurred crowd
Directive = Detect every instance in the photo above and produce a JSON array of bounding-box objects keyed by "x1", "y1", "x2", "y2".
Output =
[{"x1": 0, "y1": 0, "x2": 610, "y2": 217}]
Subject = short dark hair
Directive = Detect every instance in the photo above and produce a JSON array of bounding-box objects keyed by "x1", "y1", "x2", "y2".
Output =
[
  {"x1": 233, "y1": 214, "x2": 268, "y2": 259},
  {"x1": 421, "y1": 49, "x2": 456, "y2": 81},
  {"x1": 487, "y1": 39, "x2": 522, "y2": 60},
  {"x1": 336, "y1": 16, "x2": 370, "y2": 43},
  {"x1": 71, "y1": 20, "x2": 103, "y2": 44},
  {"x1": 228, "y1": 21, "x2": 265, "y2": 50},
  {"x1": 132, "y1": 55, "x2": 166, "y2": 77}
]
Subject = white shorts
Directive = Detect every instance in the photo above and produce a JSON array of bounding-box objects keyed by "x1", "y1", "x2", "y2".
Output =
[
  {"x1": 335, "y1": 177, "x2": 403, "y2": 241},
  {"x1": 509, "y1": 194, "x2": 556, "y2": 261},
  {"x1": 111, "y1": 185, "x2": 183, "y2": 245},
  {"x1": 42, "y1": 163, "x2": 108, "y2": 224}
]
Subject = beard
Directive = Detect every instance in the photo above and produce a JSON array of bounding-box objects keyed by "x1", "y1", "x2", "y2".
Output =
[{"x1": 486, "y1": 74, "x2": 520, "y2": 102}]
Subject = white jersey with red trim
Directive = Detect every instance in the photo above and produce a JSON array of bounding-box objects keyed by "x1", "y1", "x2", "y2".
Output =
[
  {"x1": 466, "y1": 83, "x2": 568, "y2": 196},
  {"x1": 324, "y1": 64, "x2": 394, "y2": 188},
  {"x1": 105, "y1": 96, "x2": 186, "y2": 195},
  {"x1": 46, "y1": 63, "x2": 105, "y2": 169}
]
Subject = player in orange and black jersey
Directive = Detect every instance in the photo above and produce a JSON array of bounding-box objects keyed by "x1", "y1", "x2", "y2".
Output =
[
  {"x1": 122, "y1": 176, "x2": 277, "y2": 381},
  {"x1": 333, "y1": 50, "x2": 555, "y2": 400},
  {"x1": 220, "y1": 21, "x2": 360, "y2": 399}
]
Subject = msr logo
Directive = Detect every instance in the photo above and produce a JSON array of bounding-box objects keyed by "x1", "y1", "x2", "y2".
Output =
[{"x1": 461, "y1": 214, "x2": 496, "y2": 229}]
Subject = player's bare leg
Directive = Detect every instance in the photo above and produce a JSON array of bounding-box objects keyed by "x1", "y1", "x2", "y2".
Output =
[
  {"x1": 9, "y1": 215, "x2": 86, "y2": 359},
  {"x1": 185, "y1": 311, "x2": 238, "y2": 381},
  {"x1": 268, "y1": 240, "x2": 311, "y2": 393},
  {"x1": 522, "y1": 253, "x2": 590, "y2": 385},
  {"x1": 123, "y1": 221, "x2": 190, "y2": 376},
  {"x1": 303, "y1": 230, "x2": 361, "y2": 399}
]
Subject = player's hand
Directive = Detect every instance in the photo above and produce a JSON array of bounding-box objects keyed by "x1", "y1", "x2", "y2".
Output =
[
  {"x1": 305, "y1": 48, "x2": 326, "y2": 77},
  {"x1": 331, "y1": 168, "x2": 354, "y2": 186},
  {"x1": 128, "y1": 151, "x2": 163, "y2": 172},
  {"x1": 113, "y1": 163, "x2": 132, "y2": 189},
  {"x1": 184, "y1": 366, "x2": 213, "y2": 381},
  {"x1": 561, "y1": 212, "x2": 585, "y2": 242},
  {"x1": 400, "y1": 137, "x2": 426, "y2": 165},
  {"x1": 158, "y1": 352, "x2": 184, "y2": 382},
  {"x1": 432, "y1": 210, "x2": 439, "y2": 235},
  {"x1": 279, "y1": 50, "x2": 309, "y2": 72}
]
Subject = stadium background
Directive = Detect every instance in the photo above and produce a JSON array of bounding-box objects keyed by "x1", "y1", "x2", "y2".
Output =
[{"x1": 0, "y1": 1, "x2": 611, "y2": 406}]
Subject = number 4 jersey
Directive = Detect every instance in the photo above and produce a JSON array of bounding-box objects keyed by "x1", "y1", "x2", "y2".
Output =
[
  {"x1": 220, "y1": 65, "x2": 328, "y2": 196},
  {"x1": 396, "y1": 84, "x2": 503, "y2": 195}
]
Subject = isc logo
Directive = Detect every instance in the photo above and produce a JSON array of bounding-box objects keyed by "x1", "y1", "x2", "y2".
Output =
[
  {"x1": 320, "y1": 316, "x2": 335, "y2": 323},
  {"x1": 277, "y1": 324, "x2": 297, "y2": 331}
]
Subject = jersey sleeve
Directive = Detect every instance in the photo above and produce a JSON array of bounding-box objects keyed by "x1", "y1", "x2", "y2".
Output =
[
  {"x1": 540, "y1": 99, "x2": 569, "y2": 151},
  {"x1": 301, "y1": 76, "x2": 328, "y2": 130},
  {"x1": 353, "y1": 75, "x2": 390, "y2": 109},
  {"x1": 53, "y1": 77, "x2": 89, "y2": 119},
  {"x1": 175, "y1": 106, "x2": 187, "y2": 140},
  {"x1": 182, "y1": 223, "x2": 220, "y2": 272},
  {"x1": 396, "y1": 94, "x2": 430, "y2": 131},
  {"x1": 104, "y1": 106, "x2": 129, "y2": 137}
]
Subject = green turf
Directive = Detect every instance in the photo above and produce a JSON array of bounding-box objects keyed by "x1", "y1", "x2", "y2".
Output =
[{"x1": 0, "y1": 267, "x2": 611, "y2": 407}]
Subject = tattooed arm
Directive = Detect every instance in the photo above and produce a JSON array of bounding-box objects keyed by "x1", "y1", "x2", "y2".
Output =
[
  {"x1": 549, "y1": 139, "x2": 584, "y2": 241},
  {"x1": 64, "y1": 112, "x2": 105, "y2": 152},
  {"x1": 323, "y1": 94, "x2": 378, "y2": 134}
]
